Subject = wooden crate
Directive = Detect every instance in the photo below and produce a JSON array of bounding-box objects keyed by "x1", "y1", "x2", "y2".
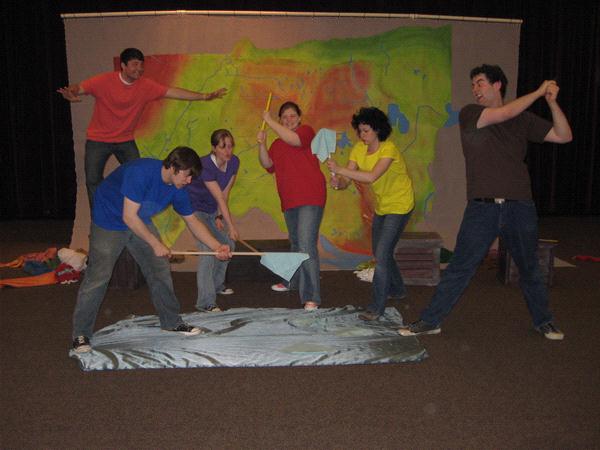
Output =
[
  {"x1": 108, "y1": 248, "x2": 145, "y2": 290},
  {"x1": 497, "y1": 239, "x2": 556, "y2": 286},
  {"x1": 394, "y1": 232, "x2": 443, "y2": 286}
]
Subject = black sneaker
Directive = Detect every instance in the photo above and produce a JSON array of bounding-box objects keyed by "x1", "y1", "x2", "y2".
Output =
[
  {"x1": 168, "y1": 323, "x2": 203, "y2": 336},
  {"x1": 72, "y1": 336, "x2": 91, "y2": 353},
  {"x1": 536, "y1": 322, "x2": 564, "y2": 340},
  {"x1": 398, "y1": 320, "x2": 441, "y2": 337}
]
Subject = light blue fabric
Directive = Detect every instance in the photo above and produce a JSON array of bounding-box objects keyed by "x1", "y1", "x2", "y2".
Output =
[
  {"x1": 69, "y1": 306, "x2": 428, "y2": 371},
  {"x1": 310, "y1": 128, "x2": 337, "y2": 162},
  {"x1": 260, "y1": 252, "x2": 309, "y2": 282}
]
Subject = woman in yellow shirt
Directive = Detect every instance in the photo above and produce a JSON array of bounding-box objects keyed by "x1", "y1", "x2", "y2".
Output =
[{"x1": 327, "y1": 107, "x2": 414, "y2": 320}]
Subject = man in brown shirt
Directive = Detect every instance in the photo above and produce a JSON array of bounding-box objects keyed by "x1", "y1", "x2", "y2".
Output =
[{"x1": 399, "y1": 64, "x2": 572, "y2": 340}]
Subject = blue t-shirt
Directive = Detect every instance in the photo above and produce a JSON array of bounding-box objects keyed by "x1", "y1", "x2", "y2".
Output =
[
  {"x1": 186, "y1": 153, "x2": 240, "y2": 214},
  {"x1": 92, "y1": 158, "x2": 194, "y2": 231}
]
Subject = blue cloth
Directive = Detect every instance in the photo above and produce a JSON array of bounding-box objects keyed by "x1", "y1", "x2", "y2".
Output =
[
  {"x1": 92, "y1": 158, "x2": 193, "y2": 231},
  {"x1": 368, "y1": 211, "x2": 412, "y2": 315},
  {"x1": 283, "y1": 205, "x2": 324, "y2": 304},
  {"x1": 193, "y1": 210, "x2": 236, "y2": 310},
  {"x1": 420, "y1": 200, "x2": 552, "y2": 328},
  {"x1": 85, "y1": 139, "x2": 140, "y2": 209},
  {"x1": 310, "y1": 128, "x2": 337, "y2": 162},
  {"x1": 23, "y1": 260, "x2": 53, "y2": 275},
  {"x1": 186, "y1": 154, "x2": 240, "y2": 214},
  {"x1": 72, "y1": 223, "x2": 185, "y2": 339}
]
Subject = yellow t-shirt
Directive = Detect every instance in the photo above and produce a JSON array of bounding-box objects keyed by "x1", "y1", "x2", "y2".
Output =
[{"x1": 349, "y1": 140, "x2": 414, "y2": 215}]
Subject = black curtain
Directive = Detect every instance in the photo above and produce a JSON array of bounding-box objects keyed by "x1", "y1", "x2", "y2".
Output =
[{"x1": 2, "y1": 0, "x2": 598, "y2": 219}]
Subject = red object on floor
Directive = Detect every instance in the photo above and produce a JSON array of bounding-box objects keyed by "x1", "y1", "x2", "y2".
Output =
[{"x1": 573, "y1": 255, "x2": 600, "y2": 262}]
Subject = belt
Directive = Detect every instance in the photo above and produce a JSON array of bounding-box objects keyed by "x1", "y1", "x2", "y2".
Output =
[{"x1": 473, "y1": 198, "x2": 515, "y2": 204}]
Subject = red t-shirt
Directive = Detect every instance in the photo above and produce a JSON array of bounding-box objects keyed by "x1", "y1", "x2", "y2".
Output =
[
  {"x1": 81, "y1": 72, "x2": 168, "y2": 143},
  {"x1": 267, "y1": 125, "x2": 326, "y2": 211}
]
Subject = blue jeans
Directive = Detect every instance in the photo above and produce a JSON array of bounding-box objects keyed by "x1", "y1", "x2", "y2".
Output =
[
  {"x1": 72, "y1": 223, "x2": 184, "y2": 338},
  {"x1": 368, "y1": 211, "x2": 412, "y2": 315},
  {"x1": 284, "y1": 205, "x2": 324, "y2": 305},
  {"x1": 420, "y1": 200, "x2": 553, "y2": 328},
  {"x1": 194, "y1": 211, "x2": 236, "y2": 309},
  {"x1": 85, "y1": 140, "x2": 139, "y2": 209}
]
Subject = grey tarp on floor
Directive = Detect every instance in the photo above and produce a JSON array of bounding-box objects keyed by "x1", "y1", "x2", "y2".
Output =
[{"x1": 70, "y1": 306, "x2": 427, "y2": 371}]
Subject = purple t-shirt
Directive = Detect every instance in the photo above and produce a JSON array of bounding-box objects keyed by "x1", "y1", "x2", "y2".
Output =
[
  {"x1": 186, "y1": 153, "x2": 240, "y2": 214},
  {"x1": 92, "y1": 158, "x2": 193, "y2": 231}
]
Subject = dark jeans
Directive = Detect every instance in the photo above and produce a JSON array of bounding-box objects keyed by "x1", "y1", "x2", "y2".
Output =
[
  {"x1": 420, "y1": 200, "x2": 553, "y2": 328},
  {"x1": 85, "y1": 139, "x2": 139, "y2": 208},
  {"x1": 368, "y1": 211, "x2": 412, "y2": 315}
]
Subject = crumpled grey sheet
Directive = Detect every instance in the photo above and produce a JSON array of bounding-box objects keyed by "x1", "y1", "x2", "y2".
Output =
[{"x1": 70, "y1": 306, "x2": 427, "y2": 371}]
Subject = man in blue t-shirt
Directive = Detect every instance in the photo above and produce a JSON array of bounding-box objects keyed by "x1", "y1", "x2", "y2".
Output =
[{"x1": 71, "y1": 146, "x2": 232, "y2": 353}]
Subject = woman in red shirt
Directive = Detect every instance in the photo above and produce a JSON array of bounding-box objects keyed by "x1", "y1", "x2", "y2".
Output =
[{"x1": 257, "y1": 102, "x2": 326, "y2": 310}]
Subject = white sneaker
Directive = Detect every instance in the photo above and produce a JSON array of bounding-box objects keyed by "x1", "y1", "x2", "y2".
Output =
[
  {"x1": 271, "y1": 283, "x2": 290, "y2": 292},
  {"x1": 304, "y1": 302, "x2": 319, "y2": 311},
  {"x1": 217, "y1": 287, "x2": 234, "y2": 295}
]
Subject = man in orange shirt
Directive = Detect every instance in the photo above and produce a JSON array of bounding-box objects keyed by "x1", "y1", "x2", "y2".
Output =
[{"x1": 58, "y1": 48, "x2": 227, "y2": 208}]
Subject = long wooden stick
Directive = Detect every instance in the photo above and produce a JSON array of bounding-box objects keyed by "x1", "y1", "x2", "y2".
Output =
[
  {"x1": 171, "y1": 251, "x2": 264, "y2": 256},
  {"x1": 238, "y1": 238, "x2": 260, "y2": 253},
  {"x1": 259, "y1": 92, "x2": 273, "y2": 131}
]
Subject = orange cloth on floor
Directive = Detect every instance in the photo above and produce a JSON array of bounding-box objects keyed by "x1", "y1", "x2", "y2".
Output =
[{"x1": 0, "y1": 271, "x2": 58, "y2": 288}]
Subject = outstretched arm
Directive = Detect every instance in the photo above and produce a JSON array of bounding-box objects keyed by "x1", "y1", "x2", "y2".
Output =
[
  {"x1": 477, "y1": 80, "x2": 554, "y2": 129},
  {"x1": 56, "y1": 84, "x2": 86, "y2": 103},
  {"x1": 164, "y1": 86, "x2": 227, "y2": 101},
  {"x1": 543, "y1": 83, "x2": 573, "y2": 143}
]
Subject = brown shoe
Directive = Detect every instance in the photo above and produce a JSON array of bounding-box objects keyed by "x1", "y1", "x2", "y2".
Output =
[{"x1": 358, "y1": 311, "x2": 380, "y2": 321}]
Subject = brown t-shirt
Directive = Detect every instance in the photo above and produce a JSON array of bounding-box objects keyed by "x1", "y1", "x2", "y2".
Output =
[{"x1": 459, "y1": 104, "x2": 552, "y2": 200}]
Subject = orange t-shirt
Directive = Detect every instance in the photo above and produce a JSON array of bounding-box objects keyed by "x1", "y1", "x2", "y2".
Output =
[{"x1": 81, "y1": 72, "x2": 168, "y2": 143}]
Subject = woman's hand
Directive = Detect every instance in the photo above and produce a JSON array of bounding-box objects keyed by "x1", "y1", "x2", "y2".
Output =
[
  {"x1": 228, "y1": 226, "x2": 240, "y2": 241},
  {"x1": 326, "y1": 159, "x2": 341, "y2": 173},
  {"x1": 257, "y1": 130, "x2": 267, "y2": 144}
]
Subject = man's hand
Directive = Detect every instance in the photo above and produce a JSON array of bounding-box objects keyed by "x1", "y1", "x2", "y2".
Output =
[
  {"x1": 545, "y1": 82, "x2": 560, "y2": 104},
  {"x1": 214, "y1": 244, "x2": 232, "y2": 261},
  {"x1": 152, "y1": 242, "x2": 171, "y2": 258},
  {"x1": 206, "y1": 87, "x2": 228, "y2": 100},
  {"x1": 57, "y1": 86, "x2": 82, "y2": 102}
]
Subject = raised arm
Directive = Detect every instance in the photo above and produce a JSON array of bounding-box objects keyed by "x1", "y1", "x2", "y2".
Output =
[
  {"x1": 543, "y1": 83, "x2": 573, "y2": 143},
  {"x1": 164, "y1": 87, "x2": 228, "y2": 101},
  {"x1": 261, "y1": 111, "x2": 301, "y2": 147},
  {"x1": 122, "y1": 197, "x2": 171, "y2": 257},
  {"x1": 256, "y1": 130, "x2": 273, "y2": 169},
  {"x1": 477, "y1": 80, "x2": 554, "y2": 129}
]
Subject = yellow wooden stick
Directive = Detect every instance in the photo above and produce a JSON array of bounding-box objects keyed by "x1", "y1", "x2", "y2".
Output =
[{"x1": 260, "y1": 92, "x2": 273, "y2": 131}]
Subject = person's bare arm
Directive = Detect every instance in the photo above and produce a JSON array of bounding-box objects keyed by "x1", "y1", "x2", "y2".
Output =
[
  {"x1": 164, "y1": 87, "x2": 227, "y2": 101},
  {"x1": 122, "y1": 198, "x2": 170, "y2": 257},
  {"x1": 56, "y1": 84, "x2": 86, "y2": 103},
  {"x1": 327, "y1": 158, "x2": 393, "y2": 184},
  {"x1": 542, "y1": 83, "x2": 573, "y2": 143}
]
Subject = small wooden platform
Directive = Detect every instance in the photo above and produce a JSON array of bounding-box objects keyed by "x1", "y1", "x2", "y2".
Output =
[
  {"x1": 394, "y1": 232, "x2": 443, "y2": 286},
  {"x1": 497, "y1": 239, "x2": 556, "y2": 286}
]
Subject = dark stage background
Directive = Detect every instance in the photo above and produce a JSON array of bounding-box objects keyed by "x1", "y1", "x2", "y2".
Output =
[{"x1": 2, "y1": 1, "x2": 599, "y2": 220}]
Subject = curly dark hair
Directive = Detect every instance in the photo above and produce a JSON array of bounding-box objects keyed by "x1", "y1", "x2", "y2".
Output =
[
  {"x1": 351, "y1": 107, "x2": 392, "y2": 141},
  {"x1": 470, "y1": 64, "x2": 508, "y2": 99},
  {"x1": 162, "y1": 146, "x2": 202, "y2": 177}
]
